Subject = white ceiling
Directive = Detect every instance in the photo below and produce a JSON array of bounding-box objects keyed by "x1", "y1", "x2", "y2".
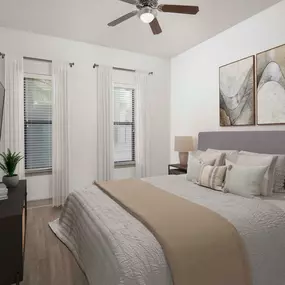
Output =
[{"x1": 0, "y1": 0, "x2": 281, "y2": 57}]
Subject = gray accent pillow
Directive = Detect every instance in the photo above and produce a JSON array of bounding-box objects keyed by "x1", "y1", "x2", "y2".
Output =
[
  {"x1": 186, "y1": 153, "x2": 215, "y2": 183},
  {"x1": 224, "y1": 161, "x2": 268, "y2": 198}
]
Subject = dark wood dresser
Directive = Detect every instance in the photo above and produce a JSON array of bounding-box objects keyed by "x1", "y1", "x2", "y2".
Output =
[{"x1": 0, "y1": 180, "x2": 27, "y2": 285}]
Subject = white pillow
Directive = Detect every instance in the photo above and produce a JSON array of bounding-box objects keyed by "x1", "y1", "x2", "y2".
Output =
[
  {"x1": 206, "y1": 149, "x2": 239, "y2": 164},
  {"x1": 240, "y1": 151, "x2": 285, "y2": 193},
  {"x1": 196, "y1": 151, "x2": 225, "y2": 166},
  {"x1": 228, "y1": 154, "x2": 275, "y2": 196},
  {"x1": 190, "y1": 150, "x2": 203, "y2": 157},
  {"x1": 186, "y1": 154, "x2": 215, "y2": 183},
  {"x1": 198, "y1": 164, "x2": 227, "y2": 191},
  {"x1": 224, "y1": 161, "x2": 268, "y2": 198}
]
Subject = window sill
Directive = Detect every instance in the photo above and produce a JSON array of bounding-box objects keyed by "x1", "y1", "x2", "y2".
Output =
[
  {"x1": 115, "y1": 162, "x2": 136, "y2": 169},
  {"x1": 25, "y1": 168, "x2": 52, "y2": 177}
]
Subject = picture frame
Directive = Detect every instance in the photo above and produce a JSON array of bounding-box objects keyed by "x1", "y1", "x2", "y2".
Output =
[
  {"x1": 256, "y1": 43, "x2": 285, "y2": 125},
  {"x1": 219, "y1": 55, "x2": 255, "y2": 127}
]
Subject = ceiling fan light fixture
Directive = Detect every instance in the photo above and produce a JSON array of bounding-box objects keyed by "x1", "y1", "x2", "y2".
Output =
[
  {"x1": 140, "y1": 12, "x2": 154, "y2": 23},
  {"x1": 108, "y1": 1, "x2": 200, "y2": 35},
  {"x1": 139, "y1": 7, "x2": 157, "y2": 24}
]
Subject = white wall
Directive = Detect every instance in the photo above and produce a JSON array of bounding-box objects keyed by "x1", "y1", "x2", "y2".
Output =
[
  {"x1": 171, "y1": 0, "x2": 285, "y2": 162},
  {"x1": 0, "y1": 27, "x2": 170, "y2": 201}
]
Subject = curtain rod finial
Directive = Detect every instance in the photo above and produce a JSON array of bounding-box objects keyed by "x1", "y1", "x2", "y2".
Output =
[
  {"x1": 93, "y1": 64, "x2": 99, "y2": 69},
  {"x1": 0, "y1": 52, "x2": 5, "y2": 59},
  {"x1": 69, "y1": 62, "x2": 75, "y2": 68}
]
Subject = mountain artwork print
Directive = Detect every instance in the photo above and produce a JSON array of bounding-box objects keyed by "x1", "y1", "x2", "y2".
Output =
[
  {"x1": 219, "y1": 56, "x2": 255, "y2": 126},
  {"x1": 257, "y1": 44, "x2": 285, "y2": 125}
]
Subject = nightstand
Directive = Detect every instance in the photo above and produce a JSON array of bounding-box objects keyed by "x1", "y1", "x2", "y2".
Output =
[
  {"x1": 0, "y1": 180, "x2": 27, "y2": 285},
  {"x1": 168, "y1": 164, "x2": 187, "y2": 175}
]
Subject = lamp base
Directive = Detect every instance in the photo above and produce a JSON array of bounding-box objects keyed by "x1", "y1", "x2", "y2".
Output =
[{"x1": 179, "y1": 152, "x2": 189, "y2": 167}]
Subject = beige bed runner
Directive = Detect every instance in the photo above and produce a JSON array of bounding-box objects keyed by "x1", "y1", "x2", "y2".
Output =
[{"x1": 95, "y1": 179, "x2": 251, "y2": 285}]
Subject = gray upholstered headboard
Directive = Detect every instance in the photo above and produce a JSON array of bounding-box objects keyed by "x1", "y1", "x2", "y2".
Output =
[{"x1": 198, "y1": 131, "x2": 285, "y2": 154}]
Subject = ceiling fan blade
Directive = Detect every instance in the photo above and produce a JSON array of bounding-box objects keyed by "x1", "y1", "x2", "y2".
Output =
[
  {"x1": 150, "y1": 18, "x2": 162, "y2": 35},
  {"x1": 108, "y1": 11, "x2": 138, "y2": 27},
  {"x1": 119, "y1": 0, "x2": 137, "y2": 4},
  {"x1": 158, "y1": 4, "x2": 199, "y2": 14}
]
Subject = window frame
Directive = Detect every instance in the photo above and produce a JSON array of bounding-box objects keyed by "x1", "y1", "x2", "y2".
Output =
[
  {"x1": 24, "y1": 73, "x2": 53, "y2": 175},
  {"x1": 113, "y1": 83, "x2": 136, "y2": 168}
]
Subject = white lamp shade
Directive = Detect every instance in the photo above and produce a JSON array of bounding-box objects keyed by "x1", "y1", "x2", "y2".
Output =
[{"x1": 174, "y1": 136, "x2": 194, "y2": 152}]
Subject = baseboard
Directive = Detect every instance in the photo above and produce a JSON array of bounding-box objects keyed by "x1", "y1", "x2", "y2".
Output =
[{"x1": 27, "y1": 198, "x2": 52, "y2": 209}]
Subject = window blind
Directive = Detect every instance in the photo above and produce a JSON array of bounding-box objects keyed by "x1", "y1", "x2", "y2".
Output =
[
  {"x1": 24, "y1": 77, "x2": 52, "y2": 171},
  {"x1": 114, "y1": 87, "x2": 135, "y2": 165}
]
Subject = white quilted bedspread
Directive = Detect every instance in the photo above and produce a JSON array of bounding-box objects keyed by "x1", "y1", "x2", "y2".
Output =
[{"x1": 49, "y1": 175, "x2": 285, "y2": 285}]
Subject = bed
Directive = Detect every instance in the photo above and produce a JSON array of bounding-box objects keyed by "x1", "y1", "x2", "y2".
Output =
[{"x1": 50, "y1": 131, "x2": 285, "y2": 285}]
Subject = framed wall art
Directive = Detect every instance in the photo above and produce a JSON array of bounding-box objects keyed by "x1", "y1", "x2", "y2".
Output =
[
  {"x1": 219, "y1": 55, "x2": 255, "y2": 126},
  {"x1": 257, "y1": 44, "x2": 285, "y2": 125}
]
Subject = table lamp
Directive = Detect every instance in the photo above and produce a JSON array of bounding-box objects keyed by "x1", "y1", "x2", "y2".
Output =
[{"x1": 174, "y1": 136, "x2": 194, "y2": 166}]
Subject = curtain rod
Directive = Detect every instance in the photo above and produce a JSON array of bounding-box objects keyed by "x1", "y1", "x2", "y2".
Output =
[
  {"x1": 0, "y1": 54, "x2": 147, "y2": 73},
  {"x1": 23, "y1": 56, "x2": 74, "y2": 68},
  {"x1": 24, "y1": 56, "x2": 52, "y2": 63},
  {"x1": 93, "y1": 64, "x2": 153, "y2": 75}
]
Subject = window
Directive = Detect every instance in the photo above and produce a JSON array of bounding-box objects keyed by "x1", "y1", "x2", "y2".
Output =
[
  {"x1": 24, "y1": 76, "x2": 52, "y2": 172},
  {"x1": 114, "y1": 86, "x2": 135, "y2": 167}
]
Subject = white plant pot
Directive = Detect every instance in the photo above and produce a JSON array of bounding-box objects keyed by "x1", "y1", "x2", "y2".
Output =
[{"x1": 3, "y1": 175, "x2": 19, "y2": 188}]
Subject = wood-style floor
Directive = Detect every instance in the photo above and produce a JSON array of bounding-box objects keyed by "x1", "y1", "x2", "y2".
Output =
[{"x1": 23, "y1": 205, "x2": 89, "y2": 285}]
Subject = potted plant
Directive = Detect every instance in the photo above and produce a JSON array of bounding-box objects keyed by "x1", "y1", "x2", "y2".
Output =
[{"x1": 0, "y1": 149, "x2": 23, "y2": 188}]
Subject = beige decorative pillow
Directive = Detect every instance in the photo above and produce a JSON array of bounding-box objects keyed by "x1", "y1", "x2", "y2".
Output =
[
  {"x1": 206, "y1": 149, "x2": 239, "y2": 164},
  {"x1": 186, "y1": 153, "x2": 215, "y2": 183},
  {"x1": 231, "y1": 154, "x2": 277, "y2": 196},
  {"x1": 240, "y1": 151, "x2": 285, "y2": 193},
  {"x1": 198, "y1": 151, "x2": 226, "y2": 166},
  {"x1": 198, "y1": 165, "x2": 227, "y2": 191},
  {"x1": 224, "y1": 161, "x2": 268, "y2": 198}
]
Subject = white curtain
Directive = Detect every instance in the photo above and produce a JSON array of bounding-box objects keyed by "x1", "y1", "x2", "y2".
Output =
[
  {"x1": 52, "y1": 62, "x2": 70, "y2": 207},
  {"x1": 1, "y1": 56, "x2": 25, "y2": 179},
  {"x1": 96, "y1": 66, "x2": 114, "y2": 181},
  {"x1": 135, "y1": 71, "x2": 151, "y2": 178}
]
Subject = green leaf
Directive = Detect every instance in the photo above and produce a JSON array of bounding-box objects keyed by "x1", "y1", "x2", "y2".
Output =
[{"x1": 0, "y1": 149, "x2": 23, "y2": 176}]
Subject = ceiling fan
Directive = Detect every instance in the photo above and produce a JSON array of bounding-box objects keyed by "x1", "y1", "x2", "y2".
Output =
[{"x1": 108, "y1": 0, "x2": 199, "y2": 35}]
